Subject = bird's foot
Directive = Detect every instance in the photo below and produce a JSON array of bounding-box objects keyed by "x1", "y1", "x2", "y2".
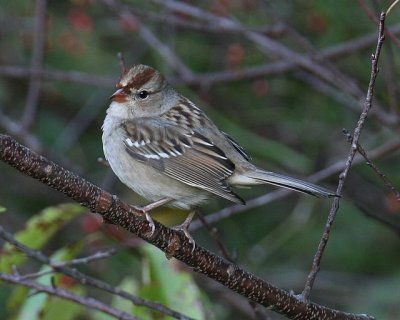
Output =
[
  {"x1": 131, "y1": 198, "x2": 172, "y2": 236},
  {"x1": 172, "y1": 211, "x2": 197, "y2": 252},
  {"x1": 131, "y1": 205, "x2": 156, "y2": 235}
]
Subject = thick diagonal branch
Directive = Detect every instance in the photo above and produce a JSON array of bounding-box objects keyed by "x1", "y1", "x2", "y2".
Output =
[{"x1": 0, "y1": 135, "x2": 374, "y2": 320}]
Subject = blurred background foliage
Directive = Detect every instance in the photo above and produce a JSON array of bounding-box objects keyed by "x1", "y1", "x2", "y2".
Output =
[{"x1": 0, "y1": 0, "x2": 400, "y2": 319}]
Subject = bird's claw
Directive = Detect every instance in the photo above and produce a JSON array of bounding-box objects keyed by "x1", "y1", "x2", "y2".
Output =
[
  {"x1": 130, "y1": 205, "x2": 156, "y2": 236},
  {"x1": 172, "y1": 211, "x2": 197, "y2": 252},
  {"x1": 172, "y1": 224, "x2": 196, "y2": 252},
  {"x1": 143, "y1": 211, "x2": 156, "y2": 236}
]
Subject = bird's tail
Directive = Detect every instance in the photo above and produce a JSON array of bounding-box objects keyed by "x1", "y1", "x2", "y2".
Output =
[{"x1": 238, "y1": 169, "x2": 336, "y2": 198}]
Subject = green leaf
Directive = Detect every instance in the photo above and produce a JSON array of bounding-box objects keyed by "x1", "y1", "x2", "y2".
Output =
[
  {"x1": 110, "y1": 277, "x2": 140, "y2": 317},
  {"x1": 132, "y1": 243, "x2": 208, "y2": 319},
  {"x1": 14, "y1": 242, "x2": 85, "y2": 320},
  {"x1": 0, "y1": 206, "x2": 6, "y2": 213},
  {"x1": 39, "y1": 293, "x2": 84, "y2": 320},
  {"x1": 6, "y1": 286, "x2": 30, "y2": 319},
  {"x1": 0, "y1": 203, "x2": 85, "y2": 273}
]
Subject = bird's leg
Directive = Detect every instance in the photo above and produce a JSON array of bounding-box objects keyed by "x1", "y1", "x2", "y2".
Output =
[
  {"x1": 131, "y1": 198, "x2": 172, "y2": 236},
  {"x1": 172, "y1": 210, "x2": 197, "y2": 252},
  {"x1": 140, "y1": 198, "x2": 172, "y2": 212}
]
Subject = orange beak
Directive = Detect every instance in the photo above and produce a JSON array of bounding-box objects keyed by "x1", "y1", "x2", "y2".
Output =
[{"x1": 110, "y1": 88, "x2": 128, "y2": 102}]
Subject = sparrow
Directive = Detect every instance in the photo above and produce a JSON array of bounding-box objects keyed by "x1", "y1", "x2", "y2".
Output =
[{"x1": 102, "y1": 64, "x2": 335, "y2": 247}]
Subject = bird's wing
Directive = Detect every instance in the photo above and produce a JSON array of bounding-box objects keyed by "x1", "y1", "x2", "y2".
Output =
[
  {"x1": 221, "y1": 131, "x2": 251, "y2": 161},
  {"x1": 121, "y1": 118, "x2": 244, "y2": 204}
]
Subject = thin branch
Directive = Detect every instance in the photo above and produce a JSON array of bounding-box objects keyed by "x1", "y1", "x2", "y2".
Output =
[
  {"x1": 0, "y1": 135, "x2": 374, "y2": 319},
  {"x1": 361, "y1": 205, "x2": 400, "y2": 235},
  {"x1": 387, "y1": 0, "x2": 400, "y2": 15},
  {"x1": 295, "y1": 71, "x2": 361, "y2": 113},
  {"x1": 100, "y1": 0, "x2": 194, "y2": 80},
  {"x1": 0, "y1": 225, "x2": 194, "y2": 320},
  {"x1": 127, "y1": 6, "x2": 287, "y2": 35},
  {"x1": 0, "y1": 109, "x2": 43, "y2": 152},
  {"x1": 52, "y1": 89, "x2": 108, "y2": 154},
  {"x1": 0, "y1": 272, "x2": 141, "y2": 320},
  {"x1": 248, "y1": 300, "x2": 269, "y2": 320},
  {"x1": 382, "y1": 40, "x2": 400, "y2": 113},
  {"x1": 22, "y1": 0, "x2": 47, "y2": 130},
  {"x1": 302, "y1": 12, "x2": 387, "y2": 301},
  {"x1": 118, "y1": 52, "x2": 127, "y2": 75},
  {"x1": 358, "y1": 0, "x2": 400, "y2": 47},
  {"x1": 0, "y1": 66, "x2": 114, "y2": 87},
  {"x1": 52, "y1": 249, "x2": 117, "y2": 267},
  {"x1": 198, "y1": 210, "x2": 265, "y2": 320},
  {"x1": 358, "y1": 0, "x2": 381, "y2": 25},
  {"x1": 16, "y1": 269, "x2": 55, "y2": 281},
  {"x1": 196, "y1": 211, "x2": 236, "y2": 263},
  {"x1": 372, "y1": 0, "x2": 400, "y2": 114},
  {"x1": 343, "y1": 129, "x2": 400, "y2": 200},
  {"x1": 0, "y1": 106, "x2": 83, "y2": 174}
]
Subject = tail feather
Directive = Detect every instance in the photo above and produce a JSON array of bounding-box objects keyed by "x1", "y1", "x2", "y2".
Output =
[{"x1": 242, "y1": 169, "x2": 336, "y2": 198}]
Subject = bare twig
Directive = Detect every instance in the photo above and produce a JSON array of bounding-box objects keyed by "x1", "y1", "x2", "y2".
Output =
[
  {"x1": 0, "y1": 135, "x2": 375, "y2": 319},
  {"x1": 247, "y1": 199, "x2": 315, "y2": 263},
  {"x1": 295, "y1": 71, "x2": 361, "y2": 113},
  {"x1": 0, "y1": 66, "x2": 114, "y2": 87},
  {"x1": 382, "y1": 41, "x2": 399, "y2": 113},
  {"x1": 302, "y1": 12, "x2": 387, "y2": 301},
  {"x1": 22, "y1": 0, "x2": 47, "y2": 130},
  {"x1": 362, "y1": 206, "x2": 400, "y2": 235},
  {"x1": 358, "y1": 0, "x2": 380, "y2": 24},
  {"x1": 52, "y1": 249, "x2": 117, "y2": 267},
  {"x1": 53, "y1": 96, "x2": 106, "y2": 153},
  {"x1": 0, "y1": 109, "x2": 43, "y2": 152},
  {"x1": 16, "y1": 269, "x2": 55, "y2": 281},
  {"x1": 0, "y1": 106, "x2": 82, "y2": 174},
  {"x1": 127, "y1": 5, "x2": 286, "y2": 35},
  {"x1": 248, "y1": 300, "x2": 269, "y2": 320},
  {"x1": 371, "y1": 0, "x2": 400, "y2": 113},
  {"x1": 100, "y1": 0, "x2": 194, "y2": 80},
  {"x1": 358, "y1": 0, "x2": 400, "y2": 47},
  {"x1": 196, "y1": 211, "x2": 236, "y2": 263},
  {"x1": 387, "y1": 0, "x2": 400, "y2": 15},
  {"x1": 343, "y1": 129, "x2": 400, "y2": 200},
  {"x1": 118, "y1": 52, "x2": 127, "y2": 75},
  {"x1": 0, "y1": 272, "x2": 141, "y2": 320}
]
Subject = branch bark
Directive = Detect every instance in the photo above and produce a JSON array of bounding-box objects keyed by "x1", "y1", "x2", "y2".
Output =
[{"x1": 0, "y1": 135, "x2": 375, "y2": 320}]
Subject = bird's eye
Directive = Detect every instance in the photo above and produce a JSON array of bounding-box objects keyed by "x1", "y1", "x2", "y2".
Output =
[{"x1": 138, "y1": 90, "x2": 149, "y2": 99}]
